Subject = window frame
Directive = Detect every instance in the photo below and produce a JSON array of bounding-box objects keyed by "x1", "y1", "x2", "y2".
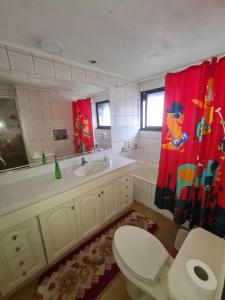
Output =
[
  {"x1": 140, "y1": 87, "x2": 165, "y2": 131},
  {"x1": 96, "y1": 100, "x2": 111, "y2": 129}
]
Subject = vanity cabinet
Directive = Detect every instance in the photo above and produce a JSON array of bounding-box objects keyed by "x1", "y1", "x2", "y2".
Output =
[
  {"x1": 39, "y1": 199, "x2": 79, "y2": 264},
  {"x1": 0, "y1": 218, "x2": 46, "y2": 296},
  {"x1": 0, "y1": 171, "x2": 133, "y2": 297}
]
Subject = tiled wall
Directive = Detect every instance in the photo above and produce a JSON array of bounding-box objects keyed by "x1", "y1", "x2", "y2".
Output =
[
  {"x1": 0, "y1": 85, "x2": 15, "y2": 98},
  {"x1": 109, "y1": 84, "x2": 140, "y2": 154},
  {"x1": 138, "y1": 76, "x2": 165, "y2": 165},
  {"x1": 16, "y1": 87, "x2": 76, "y2": 163},
  {"x1": 91, "y1": 90, "x2": 112, "y2": 150},
  {"x1": 0, "y1": 44, "x2": 129, "y2": 90}
]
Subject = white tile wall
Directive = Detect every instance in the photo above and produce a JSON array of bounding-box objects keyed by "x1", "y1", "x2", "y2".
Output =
[
  {"x1": 86, "y1": 70, "x2": 98, "y2": 86},
  {"x1": 0, "y1": 44, "x2": 130, "y2": 94},
  {"x1": 71, "y1": 66, "x2": 86, "y2": 83},
  {"x1": 109, "y1": 84, "x2": 141, "y2": 154},
  {"x1": 33, "y1": 57, "x2": 55, "y2": 78},
  {"x1": 16, "y1": 87, "x2": 75, "y2": 163},
  {"x1": 97, "y1": 73, "x2": 109, "y2": 88},
  {"x1": 138, "y1": 76, "x2": 165, "y2": 165},
  {"x1": 8, "y1": 50, "x2": 35, "y2": 74},
  {"x1": 54, "y1": 62, "x2": 72, "y2": 80},
  {"x1": 0, "y1": 47, "x2": 10, "y2": 70}
]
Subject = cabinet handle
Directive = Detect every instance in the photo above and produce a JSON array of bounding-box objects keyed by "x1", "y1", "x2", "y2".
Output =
[
  {"x1": 19, "y1": 260, "x2": 24, "y2": 266},
  {"x1": 22, "y1": 271, "x2": 27, "y2": 276},
  {"x1": 98, "y1": 194, "x2": 101, "y2": 197},
  {"x1": 126, "y1": 178, "x2": 129, "y2": 181},
  {"x1": 126, "y1": 186, "x2": 128, "y2": 188},
  {"x1": 126, "y1": 195, "x2": 128, "y2": 198},
  {"x1": 12, "y1": 235, "x2": 17, "y2": 240},
  {"x1": 15, "y1": 247, "x2": 20, "y2": 252},
  {"x1": 71, "y1": 206, "x2": 74, "y2": 210},
  {"x1": 101, "y1": 191, "x2": 104, "y2": 194}
]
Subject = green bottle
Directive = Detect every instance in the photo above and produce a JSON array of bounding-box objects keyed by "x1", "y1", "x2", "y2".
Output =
[
  {"x1": 54, "y1": 156, "x2": 62, "y2": 179},
  {"x1": 41, "y1": 151, "x2": 47, "y2": 165}
]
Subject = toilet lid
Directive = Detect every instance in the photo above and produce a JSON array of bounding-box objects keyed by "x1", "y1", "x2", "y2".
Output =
[{"x1": 114, "y1": 225, "x2": 169, "y2": 281}]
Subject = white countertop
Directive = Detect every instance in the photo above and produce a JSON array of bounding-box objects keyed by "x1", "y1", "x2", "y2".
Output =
[{"x1": 0, "y1": 150, "x2": 135, "y2": 217}]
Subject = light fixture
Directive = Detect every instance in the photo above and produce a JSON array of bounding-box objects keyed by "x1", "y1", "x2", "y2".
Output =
[{"x1": 39, "y1": 39, "x2": 64, "y2": 55}]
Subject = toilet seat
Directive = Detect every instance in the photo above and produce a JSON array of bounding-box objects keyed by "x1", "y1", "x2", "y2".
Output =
[{"x1": 113, "y1": 225, "x2": 169, "y2": 282}]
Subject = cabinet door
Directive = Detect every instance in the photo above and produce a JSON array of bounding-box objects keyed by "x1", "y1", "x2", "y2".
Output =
[
  {"x1": 102, "y1": 182, "x2": 117, "y2": 222},
  {"x1": 75, "y1": 191, "x2": 100, "y2": 240},
  {"x1": 39, "y1": 200, "x2": 79, "y2": 263}
]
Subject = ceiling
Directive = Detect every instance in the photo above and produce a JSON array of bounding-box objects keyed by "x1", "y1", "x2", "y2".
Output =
[{"x1": 0, "y1": 0, "x2": 225, "y2": 79}]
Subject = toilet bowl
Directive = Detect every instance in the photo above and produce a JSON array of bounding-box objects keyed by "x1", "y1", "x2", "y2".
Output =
[{"x1": 112, "y1": 225, "x2": 173, "y2": 300}]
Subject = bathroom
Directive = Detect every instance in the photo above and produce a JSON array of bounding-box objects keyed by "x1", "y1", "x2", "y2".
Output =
[{"x1": 0, "y1": 1, "x2": 225, "y2": 300}]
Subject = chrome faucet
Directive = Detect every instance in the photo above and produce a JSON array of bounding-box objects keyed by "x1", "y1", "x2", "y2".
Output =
[
  {"x1": 81, "y1": 157, "x2": 88, "y2": 166},
  {"x1": 0, "y1": 156, "x2": 7, "y2": 166}
]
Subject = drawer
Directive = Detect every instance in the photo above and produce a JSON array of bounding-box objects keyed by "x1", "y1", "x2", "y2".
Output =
[
  {"x1": 7, "y1": 250, "x2": 36, "y2": 280},
  {"x1": 1, "y1": 231, "x2": 30, "y2": 260}
]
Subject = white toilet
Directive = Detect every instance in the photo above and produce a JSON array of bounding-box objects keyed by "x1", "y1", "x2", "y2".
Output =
[
  {"x1": 113, "y1": 225, "x2": 225, "y2": 300},
  {"x1": 113, "y1": 225, "x2": 172, "y2": 300}
]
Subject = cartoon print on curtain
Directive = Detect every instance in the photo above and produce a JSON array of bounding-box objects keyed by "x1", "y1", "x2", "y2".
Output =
[
  {"x1": 155, "y1": 58, "x2": 225, "y2": 237},
  {"x1": 72, "y1": 98, "x2": 94, "y2": 154}
]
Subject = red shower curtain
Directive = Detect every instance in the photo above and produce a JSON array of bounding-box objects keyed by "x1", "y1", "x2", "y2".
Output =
[
  {"x1": 72, "y1": 98, "x2": 94, "y2": 154},
  {"x1": 155, "y1": 57, "x2": 225, "y2": 237}
]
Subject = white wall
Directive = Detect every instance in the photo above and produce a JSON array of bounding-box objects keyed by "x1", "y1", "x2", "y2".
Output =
[{"x1": 16, "y1": 87, "x2": 76, "y2": 163}]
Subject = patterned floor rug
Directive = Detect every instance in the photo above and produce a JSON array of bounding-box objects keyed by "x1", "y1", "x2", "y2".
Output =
[{"x1": 37, "y1": 211, "x2": 157, "y2": 300}]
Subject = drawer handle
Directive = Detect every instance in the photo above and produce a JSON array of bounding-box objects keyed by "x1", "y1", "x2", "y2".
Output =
[
  {"x1": 126, "y1": 178, "x2": 128, "y2": 181},
  {"x1": 98, "y1": 194, "x2": 101, "y2": 197},
  {"x1": 71, "y1": 206, "x2": 74, "y2": 210},
  {"x1": 126, "y1": 186, "x2": 128, "y2": 188},
  {"x1": 22, "y1": 271, "x2": 27, "y2": 276},
  {"x1": 12, "y1": 235, "x2": 17, "y2": 240},
  {"x1": 126, "y1": 195, "x2": 128, "y2": 198},
  {"x1": 19, "y1": 260, "x2": 24, "y2": 266},
  {"x1": 15, "y1": 247, "x2": 21, "y2": 252},
  {"x1": 101, "y1": 191, "x2": 104, "y2": 194}
]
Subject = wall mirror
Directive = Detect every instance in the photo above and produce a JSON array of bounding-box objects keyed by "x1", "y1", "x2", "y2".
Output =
[{"x1": 0, "y1": 84, "x2": 112, "y2": 172}]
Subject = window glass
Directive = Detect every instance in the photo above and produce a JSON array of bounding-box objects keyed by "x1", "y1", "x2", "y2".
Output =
[
  {"x1": 146, "y1": 91, "x2": 164, "y2": 127},
  {"x1": 96, "y1": 101, "x2": 111, "y2": 128},
  {"x1": 141, "y1": 88, "x2": 164, "y2": 131}
]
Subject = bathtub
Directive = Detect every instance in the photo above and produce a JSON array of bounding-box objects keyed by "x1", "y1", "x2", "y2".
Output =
[{"x1": 122, "y1": 151, "x2": 173, "y2": 220}]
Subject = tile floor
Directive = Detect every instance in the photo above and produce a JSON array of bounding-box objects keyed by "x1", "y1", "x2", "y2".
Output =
[{"x1": 7, "y1": 201, "x2": 181, "y2": 300}]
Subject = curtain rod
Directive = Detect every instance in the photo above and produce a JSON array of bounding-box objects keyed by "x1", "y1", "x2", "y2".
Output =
[{"x1": 117, "y1": 50, "x2": 225, "y2": 88}]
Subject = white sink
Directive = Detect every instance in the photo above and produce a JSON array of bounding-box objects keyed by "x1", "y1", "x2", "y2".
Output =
[{"x1": 74, "y1": 160, "x2": 109, "y2": 176}]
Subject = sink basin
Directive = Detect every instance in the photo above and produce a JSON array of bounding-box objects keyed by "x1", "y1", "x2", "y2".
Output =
[{"x1": 74, "y1": 160, "x2": 109, "y2": 176}]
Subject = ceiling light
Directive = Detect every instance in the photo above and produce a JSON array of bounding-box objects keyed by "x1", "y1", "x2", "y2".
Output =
[{"x1": 39, "y1": 39, "x2": 64, "y2": 55}]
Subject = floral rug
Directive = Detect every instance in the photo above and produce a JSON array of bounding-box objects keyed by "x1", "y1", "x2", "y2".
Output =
[{"x1": 37, "y1": 211, "x2": 157, "y2": 300}]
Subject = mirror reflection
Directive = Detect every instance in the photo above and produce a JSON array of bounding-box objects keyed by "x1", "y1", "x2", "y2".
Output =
[{"x1": 0, "y1": 85, "x2": 111, "y2": 172}]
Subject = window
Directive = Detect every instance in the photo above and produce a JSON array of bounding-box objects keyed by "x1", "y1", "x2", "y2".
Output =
[
  {"x1": 140, "y1": 87, "x2": 165, "y2": 131},
  {"x1": 96, "y1": 100, "x2": 111, "y2": 129}
]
